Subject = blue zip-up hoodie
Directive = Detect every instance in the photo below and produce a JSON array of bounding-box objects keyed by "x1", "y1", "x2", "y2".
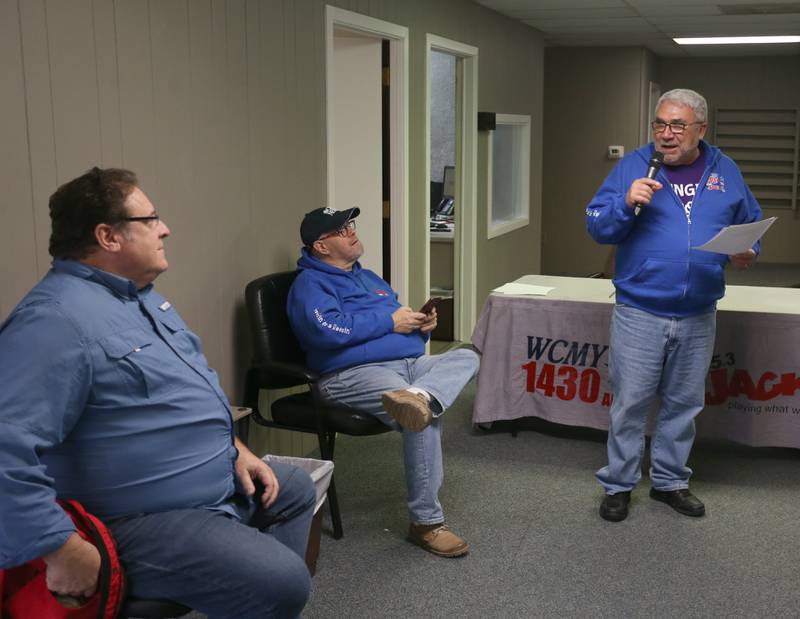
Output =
[
  {"x1": 287, "y1": 248, "x2": 426, "y2": 375},
  {"x1": 586, "y1": 141, "x2": 762, "y2": 317}
]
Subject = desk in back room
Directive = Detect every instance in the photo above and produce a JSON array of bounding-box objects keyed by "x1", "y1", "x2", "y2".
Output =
[{"x1": 471, "y1": 275, "x2": 800, "y2": 449}]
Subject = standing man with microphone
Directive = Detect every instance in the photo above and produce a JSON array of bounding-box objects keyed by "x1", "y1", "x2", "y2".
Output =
[{"x1": 586, "y1": 89, "x2": 762, "y2": 522}]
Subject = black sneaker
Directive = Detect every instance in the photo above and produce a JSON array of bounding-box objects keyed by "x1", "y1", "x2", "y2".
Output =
[
  {"x1": 599, "y1": 491, "x2": 631, "y2": 522},
  {"x1": 649, "y1": 488, "x2": 705, "y2": 517}
]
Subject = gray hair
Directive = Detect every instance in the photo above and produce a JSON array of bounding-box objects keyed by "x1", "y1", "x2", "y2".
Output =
[{"x1": 655, "y1": 88, "x2": 708, "y2": 123}]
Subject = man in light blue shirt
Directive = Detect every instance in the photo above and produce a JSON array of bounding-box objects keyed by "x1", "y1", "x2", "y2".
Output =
[{"x1": 0, "y1": 167, "x2": 315, "y2": 617}]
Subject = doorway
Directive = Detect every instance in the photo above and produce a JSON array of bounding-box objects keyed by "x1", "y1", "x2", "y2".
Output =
[
  {"x1": 325, "y1": 6, "x2": 409, "y2": 301},
  {"x1": 428, "y1": 50, "x2": 457, "y2": 347},
  {"x1": 425, "y1": 35, "x2": 478, "y2": 345}
]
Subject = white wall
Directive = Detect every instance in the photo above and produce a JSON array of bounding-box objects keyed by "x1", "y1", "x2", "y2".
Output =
[{"x1": 331, "y1": 32, "x2": 383, "y2": 275}]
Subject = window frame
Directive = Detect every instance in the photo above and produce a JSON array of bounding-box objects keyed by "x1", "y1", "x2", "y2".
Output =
[{"x1": 486, "y1": 113, "x2": 531, "y2": 239}]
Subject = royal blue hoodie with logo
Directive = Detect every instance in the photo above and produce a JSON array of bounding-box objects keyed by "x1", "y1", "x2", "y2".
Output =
[
  {"x1": 287, "y1": 248, "x2": 426, "y2": 375},
  {"x1": 586, "y1": 141, "x2": 762, "y2": 317}
]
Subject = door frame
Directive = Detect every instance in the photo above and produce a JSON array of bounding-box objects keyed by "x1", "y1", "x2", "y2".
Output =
[
  {"x1": 325, "y1": 6, "x2": 409, "y2": 302},
  {"x1": 425, "y1": 34, "x2": 478, "y2": 342}
]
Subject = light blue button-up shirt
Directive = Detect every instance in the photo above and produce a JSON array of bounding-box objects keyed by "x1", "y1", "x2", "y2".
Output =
[{"x1": 0, "y1": 260, "x2": 239, "y2": 568}]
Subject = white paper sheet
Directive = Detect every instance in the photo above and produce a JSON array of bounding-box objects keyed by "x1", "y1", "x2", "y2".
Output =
[
  {"x1": 693, "y1": 217, "x2": 777, "y2": 255},
  {"x1": 492, "y1": 282, "x2": 553, "y2": 296}
]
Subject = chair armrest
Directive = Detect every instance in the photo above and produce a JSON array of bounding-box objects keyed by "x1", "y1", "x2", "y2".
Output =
[
  {"x1": 259, "y1": 359, "x2": 320, "y2": 384},
  {"x1": 231, "y1": 406, "x2": 252, "y2": 422}
]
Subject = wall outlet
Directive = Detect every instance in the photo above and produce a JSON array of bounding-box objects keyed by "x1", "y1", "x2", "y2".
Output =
[{"x1": 607, "y1": 145, "x2": 624, "y2": 159}]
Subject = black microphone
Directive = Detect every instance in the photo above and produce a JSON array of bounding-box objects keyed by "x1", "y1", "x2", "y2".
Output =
[{"x1": 634, "y1": 150, "x2": 664, "y2": 216}]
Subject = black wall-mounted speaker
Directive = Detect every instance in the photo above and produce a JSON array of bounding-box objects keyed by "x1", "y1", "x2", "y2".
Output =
[{"x1": 478, "y1": 112, "x2": 496, "y2": 131}]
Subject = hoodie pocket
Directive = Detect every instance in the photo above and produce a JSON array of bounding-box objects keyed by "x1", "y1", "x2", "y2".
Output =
[
  {"x1": 615, "y1": 257, "x2": 688, "y2": 306},
  {"x1": 687, "y1": 261, "x2": 725, "y2": 303}
]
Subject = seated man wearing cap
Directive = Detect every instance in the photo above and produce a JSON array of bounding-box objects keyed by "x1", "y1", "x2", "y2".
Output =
[{"x1": 287, "y1": 207, "x2": 480, "y2": 558}]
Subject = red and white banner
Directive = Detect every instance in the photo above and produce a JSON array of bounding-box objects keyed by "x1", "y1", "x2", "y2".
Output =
[{"x1": 472, "y1": 294, "x2": 800, "y2": 449}]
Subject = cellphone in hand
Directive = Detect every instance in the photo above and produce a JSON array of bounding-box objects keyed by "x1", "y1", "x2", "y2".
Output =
[{"x1": 419, "y1": 296, "x2": 442, "y2": 315}]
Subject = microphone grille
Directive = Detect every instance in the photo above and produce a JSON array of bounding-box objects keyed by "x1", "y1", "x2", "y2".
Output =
[{"x1": 650, "y1": 151, "x2": 664, "y2": 167}]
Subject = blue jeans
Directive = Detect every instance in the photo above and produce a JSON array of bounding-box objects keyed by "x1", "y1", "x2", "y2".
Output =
[
  {"x1": 107, "y1": 460, "x2": 316, "y2": 619},
  {"x1": 318, "y1": 348, "x2": 480, "y2": 524},
  {"x1": 596, "y1": 305, "x2": 716, "y2": 495}
]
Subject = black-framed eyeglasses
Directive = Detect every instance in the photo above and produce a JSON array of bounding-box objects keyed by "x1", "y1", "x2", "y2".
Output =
[
  {"x1": 123, "y1": 214, "x2": 160, "y2": 226},
  {"x1": 318, "y1": 219, "x2": 356, "y2": 241},
  {"x1": 651, "y1": 120, "x2": 704, "y2": 135}
]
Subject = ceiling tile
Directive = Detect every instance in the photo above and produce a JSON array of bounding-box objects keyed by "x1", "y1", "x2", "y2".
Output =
[
  {"x1": 475, "y1": 0, "x2": 626, "y2": 9},
  {"x1": 680, "y1": 43, "x2": 800, "y2": 56},
  {"x1": 526, "y1": 17, "x2": 659, "y2": 33},
  {"x1": 665, "y1": 20, "x2": 800, "y2": 35},
  {"x1": 636, "y1": 6, "x2": 725, "y2": 17},
  {"x1": 653, "y1": 13, "x2": 800, "y2": 26},
  {"x1": 474, "y1": 0, "x2": 800, "y2": 56},
  {"x1": 505, "y1": 7, "x2": 637, "y2": 19}
]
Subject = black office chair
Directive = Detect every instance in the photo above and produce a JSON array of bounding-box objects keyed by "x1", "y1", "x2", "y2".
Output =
[{"x1": 243, "y1": 271, "x2": 392, "y2": 539}]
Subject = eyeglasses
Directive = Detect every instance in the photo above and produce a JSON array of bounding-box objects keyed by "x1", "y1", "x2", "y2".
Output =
[
  {"x1": 318, "y1": 220, "x2": 356, "y2": 241},
  {"x1": 651, "y1": 120, "x2": 704, "y2": 135},
  {"x1": 122, "y1": 214, "x2": 160, "y2": 227}
]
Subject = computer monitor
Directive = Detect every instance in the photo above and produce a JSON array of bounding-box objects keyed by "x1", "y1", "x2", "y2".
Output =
[{"x1": 442, "y1": 165, "x2": 455, "y2": 199}]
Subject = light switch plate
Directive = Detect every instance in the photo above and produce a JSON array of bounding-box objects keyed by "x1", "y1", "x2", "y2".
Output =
[{"x1": 608, "y1": 145, "x2": 624, "y2": 159}]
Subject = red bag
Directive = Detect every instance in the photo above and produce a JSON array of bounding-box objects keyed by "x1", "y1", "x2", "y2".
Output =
[{"x1": 0, "y1": 500, "x2": 126, "y2": 619}]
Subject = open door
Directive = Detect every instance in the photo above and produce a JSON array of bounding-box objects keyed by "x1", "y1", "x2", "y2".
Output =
[
  {"x1": 425, "y1": 34, "x2": 478, "y2": 344},
  {"x1": 325, "y1": 6, "x2": 409, "y2": 302}
]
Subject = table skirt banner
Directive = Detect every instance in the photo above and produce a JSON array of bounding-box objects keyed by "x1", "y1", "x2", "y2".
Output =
[{"x1": 471, "y1": 294, "x2": 800, "y2": 449}]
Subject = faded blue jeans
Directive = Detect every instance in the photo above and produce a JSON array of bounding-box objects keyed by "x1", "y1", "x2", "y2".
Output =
[
  {"x1": 318, "y1": 348, "x2": 480, "y2": 524},
  {"x1": 596, "y1": 305, "x2": 716, "y2": 495},
  {"x1": 107, "y1": 460, "x2": 316, "y2": 619}
]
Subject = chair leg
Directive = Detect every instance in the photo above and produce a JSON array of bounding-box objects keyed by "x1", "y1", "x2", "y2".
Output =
[
  {"x1": 327, "y1": 474, "x2": 344, "y2": 540},
  {"x1": 243, "y1": 369, "x2": 276, "y2": 430},
  {"x1": 243, "y1": 368, "x2": 260, "y2": 415},
  {"x1": 315, "y1": 431, "x2": 343, "y2": 539}
]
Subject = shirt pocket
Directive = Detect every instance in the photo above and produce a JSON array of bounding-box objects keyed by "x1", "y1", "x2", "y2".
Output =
[
  {"x1": 157, "y1": 311, "x2": 202, "y2": 358},
  {"x1": 98, "y1": 328, "x2": 181, "y2": 399}
]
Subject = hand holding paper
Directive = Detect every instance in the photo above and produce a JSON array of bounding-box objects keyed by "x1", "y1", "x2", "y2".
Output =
[
  {"x1": 693, "y1": 217, "x2": 776, "y2": 255},
  {"x1": 729, "y1": 248, "x2": 757, "y2": 270}
]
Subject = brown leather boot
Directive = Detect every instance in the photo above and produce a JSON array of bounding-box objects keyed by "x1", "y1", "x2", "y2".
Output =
[
  {"x1": 408, "y1": 522, "x2": 469, "y2": 557},
  {"x1": 381, "y1": 390, "x2": 432, "y2": 432}
]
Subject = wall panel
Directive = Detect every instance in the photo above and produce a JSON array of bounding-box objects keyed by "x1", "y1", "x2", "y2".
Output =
[
  {"x1": 114, "y1": 0, "x2": 157, "y2": 185},
  {"x1": 46, "y1": 0, "x2": 103, "y2": 182},
  {"x1": 1, "y1": 0, "x2": 545, "y2": 458},
  {"x1": 0, "y1": 0, "x2": 38, "y2": 316},
  {"x1": 92, "y1": 0, "x2": 123, "y2": 166},
  {"x1": 542, "y1": 47, "x2": 648, "y2": 278},
  {"x1": 18, "y1": 0, "x2": 58, "y2": 278},
  {"x1": 149, "y1": 0, "x2": 196, "y2": 330}
]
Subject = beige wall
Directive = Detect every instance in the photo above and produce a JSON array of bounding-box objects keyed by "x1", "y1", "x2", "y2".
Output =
[
  {"x1": 472, "y1": 22, "x2": 544, "y2": 305},
  {"x1": 0, "y1": 0, "x2": 544, "y2": 456},
  {"x1": 541, "y1": 47, "x2": 654, "y2": 277},
  {"x1": 657, "y1": 56, "x2": 800, "y2": 264},
  {"x1": 539, "y1": 50, "x2": 800, "y2": 279}
]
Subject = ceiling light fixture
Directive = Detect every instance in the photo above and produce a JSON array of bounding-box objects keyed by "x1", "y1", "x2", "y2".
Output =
[{"x1": 674, "y1": 35, "x2": 800, "y2": 45}]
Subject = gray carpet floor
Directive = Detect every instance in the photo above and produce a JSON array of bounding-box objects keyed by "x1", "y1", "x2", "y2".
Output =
[
  {"x1": 302, "y1": 381, "x2": 800, "y2": 619},
  {"x1": 181, "y1": 379, "x2": 799, "y2": 618}
]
